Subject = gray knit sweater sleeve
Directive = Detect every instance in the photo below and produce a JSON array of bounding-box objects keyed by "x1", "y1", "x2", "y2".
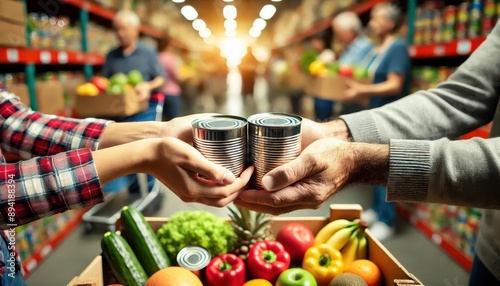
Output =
[{"x1": 340, "y1": 23, "x2": 500, "y2": 208}]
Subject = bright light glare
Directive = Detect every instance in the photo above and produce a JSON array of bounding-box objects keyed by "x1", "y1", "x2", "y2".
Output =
[
  {"x1": 223, "y1": 5, "x2": 237, "y2": 20},
  {"x1": 172, "y1": 0, "x2": 185, "y2": 3},
  {"x1": 199, "y1": 27, "x2": 211, "y2": 38},
  {"x1": 227, "y1": 57, "x2": 242, "y2": 68},
  {"x1": 253, "y1": 18, "x2": 267, "y2": 30},
  {"x1": 192, "y1": 19, "x2": 206, "y2": 31},
  {"x1": 225, "y1": 30, "x2": 237, "y2": 37},
  {"x1": 249, "y1": 27, "x2": 262, "y2": 38},
  {"x1": 224, "y1": 19, "x2": 237, "y2": 30},
  {"x1": 223, "y1": 0, "x2": 233, "y2": 2},
  {"x1": 259, "y1": 4, "x2": 276, "y2": 20},
  {"x1": 181, "y1": 5, "x2": 198, "y2": 21},
  {"x1": 271, "y1": 0, "x2": 282, "y2": 1},
  {"x1": 220, "y1": 38, "x2": 246, "y2": 61}
]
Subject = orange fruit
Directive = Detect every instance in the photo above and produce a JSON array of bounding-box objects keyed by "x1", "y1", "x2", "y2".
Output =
[
  {"x1": 343, "y1": 260, "x2": 382, "y2": 286},
  {"x1": 243, "y1": 279, "x2": 273, "y2": 286},
  {"x1": 145, "y1": 266, "x2": 203, "y2": 286}
]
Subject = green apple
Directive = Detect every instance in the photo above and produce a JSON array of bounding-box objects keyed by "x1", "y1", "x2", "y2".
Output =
[
  {"x1": 276, "y1": 268, "x2": 317, "y2": 286},
  {"x1": 110, "y1": 73, "x2": 129, "y2": 86},
  {"x1": 326, "y1": 62, "x2": 340, "y2": 76},
  {"x1": 353, "y1": 66, "x2": 369, "y2": 79},
  {"x1": 127, "y1": 69, "x2": 144, "y2": 87},
  {"x1": 106, "y1": 84, "x2": 124, "y2": 95}
]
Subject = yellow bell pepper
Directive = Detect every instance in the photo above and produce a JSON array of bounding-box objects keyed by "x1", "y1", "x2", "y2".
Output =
[{"x1": 302, "y1": 244, "x2": 343, "y2": 286}]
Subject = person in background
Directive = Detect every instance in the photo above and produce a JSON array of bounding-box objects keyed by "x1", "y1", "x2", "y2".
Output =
[
  {"x1": 236, "y1": 20, "x2": 500, "y2": 284},
  {"x1": 0, "y1": 89, "x2": 252, "y2": 286},
  {"x1": 158, "y1": 36, "x2": 183, "y2": 121},
  {"x1": 341, "y1": 2, "x2": 411, "y2": 240},
  {"x1": 240, "y1": 46, "x2": 259, "y2": 97},
  {"x1": 311, "y1": 33, "x2": 336, "y2": 121},
  {"x1": 102, "y1": 10, "x2": 165, "y2": 107},
  {"x1": 331, "y1": 11, "x2": 373, "y2": 115}
]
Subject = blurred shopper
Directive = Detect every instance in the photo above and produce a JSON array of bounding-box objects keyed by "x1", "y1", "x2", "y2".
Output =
[
  {"x1": 237, "y1": 20, "x2": 500, "y2": 285},
  {"x1": 0, "y1": 89, "x2": 252, "y2": 286},
  {"x1": 311, "y1": 33, "x2": 336, "y2": 121},
  {"x1": 240, "y1": 46, "x2": 259, "y2": 97},
  {"x1": 102, "y1": 10, "x2": 165, "y2": 107},
  {"x1": 342, "y1": 2, "x2": 411, "y2": 240},
  {"x1": 332, "y1": 11, "x2": 373, "y2": 115},
  {"x1": 158, "y1": 36, "x2": 183, "y2": 121}
]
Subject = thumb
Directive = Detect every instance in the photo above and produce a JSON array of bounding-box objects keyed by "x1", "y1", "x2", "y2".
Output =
[{"x1": 261, "y1": 155, "x2": 314, "y2": 191}]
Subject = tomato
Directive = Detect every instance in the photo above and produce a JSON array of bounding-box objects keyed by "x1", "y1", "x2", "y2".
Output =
[{"x1": 276, "y1": 223, "x2": 315, "y2": 262}]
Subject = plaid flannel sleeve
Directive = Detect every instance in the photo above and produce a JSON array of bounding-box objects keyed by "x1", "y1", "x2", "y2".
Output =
[
  {"x1": 0, "y1": 90, "x2": 112, "y2": 159},
  {"x1": 0, "y1": 149, "x2": 103, "y2": 228}
]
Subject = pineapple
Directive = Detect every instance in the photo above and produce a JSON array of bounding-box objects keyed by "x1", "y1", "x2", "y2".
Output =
[{"x1": 228, "y1": 206, "x2": 274, "y2": 260}]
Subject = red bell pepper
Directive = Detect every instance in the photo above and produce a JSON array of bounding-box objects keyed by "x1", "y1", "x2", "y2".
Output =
[
  {"x1": 247, "y1": 240, "x2": 291, "y2": 283},
  {"x1": 206, "y1": 254, "x2": 246, "y2": 286}
]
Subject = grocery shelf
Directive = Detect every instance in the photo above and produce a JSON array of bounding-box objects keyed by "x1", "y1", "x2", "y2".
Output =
[
  {"x1": 397, "y1": 204, "x2": 473, "y2": 271},
  {"x1": 459, "y1": 124, "x2": 491, "y2": 140},
  {"x1": 409, "y1": 37, "x2": 487, "y2": 59},
  {"x1": 21, "y1": 208, "x2": 89, "y2": 278},
  {"x1": 282, "y1": 0, "x2": 391, "y2": 46},
  {"x1": 0, "y1": 48, "x2": 104, "y2": 65}
]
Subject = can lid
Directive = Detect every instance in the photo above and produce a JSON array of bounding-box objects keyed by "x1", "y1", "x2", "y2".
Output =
[
  {"x1": 248, "y1": 113, "x2": 302, "y2": 138},
  {"x1": 176, "y1": 246, "x2": 211, "y2": 271},
  {"x1": 192, "y1": 115, "x2": 247, "y2": 141}
]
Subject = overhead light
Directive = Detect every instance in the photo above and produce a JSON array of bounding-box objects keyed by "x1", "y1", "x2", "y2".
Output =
[
  {"x1": 223, "y1": 5, "x2": 237, "y2": 20},
  {"x1": 249, "y1": 27, "x2": 261, "y2": 38},
  {"x1": 271, "y1": 0, "x2": 282, "y2": 1},
  {"x1": 225, "y1": 30, "x2": 237, "y2": 37},
  {"x1": 172, "y1": 0, "x2": 185, "y2": 3},
  {"x1": 199, "y1": 27, "x2": 211, "y2": 38},
  {"x1": 253, "y1": 18, "x2": 267, "y2": 30},
  {"x1": 259, "y1": 4, "x2": 276, "y2": 20},
  {"x1": 192, "y1": 19, "x2": 206, "y2": 31},
  {"x1": 181, "y1": 5, "x2": 198, "y2": 21},
  {"x1": 224, "y1": 19, "x2": 237, "y2": 31},
  {"x1": 223, "y1": 0, "x2": 233, "y2": 2}
]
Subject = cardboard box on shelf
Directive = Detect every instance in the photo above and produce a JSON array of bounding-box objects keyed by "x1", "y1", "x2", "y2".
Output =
[
  {"x1": 6, "y1": 83, "x2": 29, "y2": 106},
  {"x1": 305, "y1": 75, "x2": 371, "y2": 105},
  {"x1": 67, "y1": 205, "x2": 424, "y2": 286},
  {"x1": 286, "y1": 69, "x2": 307, "y2": 90},
  {"x1": 63, "y1": 78, "x2": 86, "y2": 107},
  {"x1": 0, "y1": 0, "x2": 25, "y2": 25},
  {"x1": 74, "y1": 89, "x2": 148, "y2": 118},
  {"x1": 0, "y1": 19, "x2": 26, "y2": 47},
  {"x1": 36, "y1": 82, "x2": 65, "y2": 115}
]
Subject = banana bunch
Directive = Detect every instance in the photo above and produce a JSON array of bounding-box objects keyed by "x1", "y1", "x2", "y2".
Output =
[{"x1": 315, "y1": 219, "x2": 368, "y2": 266}]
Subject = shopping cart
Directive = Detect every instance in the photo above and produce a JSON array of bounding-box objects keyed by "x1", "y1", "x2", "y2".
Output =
[{"x1": 82, "y1": 94, "x2": 165, "y2": 232}]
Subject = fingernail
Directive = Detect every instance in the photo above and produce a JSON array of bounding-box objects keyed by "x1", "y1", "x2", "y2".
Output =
[
  {"x1": 262, "y1": 176, "x2": 275, "y2": 191},
  {"x1": 222, "y1": 171, "x2": 235, "y2": 184}
]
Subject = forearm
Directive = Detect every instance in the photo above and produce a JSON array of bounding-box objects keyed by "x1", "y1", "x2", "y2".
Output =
[
  {"x1": 359, "y1": 80, "x2": 402, "y2": 97},
  {"x1": 98, "y1": 121, "x2": 164, "y2": 149},
  {"x1": 148, "y1": 76, "x2": 165, "y2": 90},
  {"x1": 387, "y1": 137, "x2": 500, "y2": 209}
]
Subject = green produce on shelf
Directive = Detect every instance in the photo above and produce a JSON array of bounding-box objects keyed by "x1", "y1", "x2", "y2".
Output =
[
  {"x1": 156, "y1": 210, "x2": 235, "y2": 262},
  {"x1": 120, "y1": 206, "x2": 171, "y2": 277}
]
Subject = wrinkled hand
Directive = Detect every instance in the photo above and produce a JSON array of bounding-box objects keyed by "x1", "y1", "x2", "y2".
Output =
[
  {"x1": 149, "y1": 137, "x2": 254, "y2": 207},
  {"x1": 235, "y1": 138, "x2": 353, "y2": 214},
  {"x1": 135, "y1": 82, "x2": 151, "y2": 102}
]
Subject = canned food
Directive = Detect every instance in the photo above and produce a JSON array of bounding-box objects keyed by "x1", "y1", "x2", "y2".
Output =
[
  {"x1": 432, "y1": 9, "x2": 443, "y2": 28},
  {"x1": 456, "y1": 22, "x2": 467, "y2": 39},
  {"x1": 444, "y1": 5, "x2": 457, "y2": 25},
  {"x1": 482, "y1": 16, "x2": 495, "y2": 35},
  {"x1": 457, "y1": 2, "x2": 469, "y2": 23},
  {"x1": 414, "y1": 30, "x2": 423, "y2": 45},
  {"x1": 484, "y1": 0, "x2": 496, "y2": 17},
  {"x1": 497, "y1": 0, "x2": 500, "y2": 17},
  {"x1": 443, "y1": 25, "x2": 456, "y2": 42},
  {"x1": 433, "y1": 28, "x2": 443, "y2": 43},
  {"x1": 422, "y1": 10, "x2": 433, "y2": 29},
  {"x1": 469, "y1": 0, "x2": 483, "y2": 21},
  {"x1": 423, "y1": 28, "x2": 433, "y2": 44},
  {"x1": 177, "y1": 246, "x2": 211, "y2": 271},
  {"x1": 468, "y1": 20, "x2": 481, "y2": 38}
]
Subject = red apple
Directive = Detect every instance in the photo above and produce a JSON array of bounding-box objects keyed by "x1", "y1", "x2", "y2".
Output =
[
  {"x1": 90, "y1": 76, "x2": 109, "y2": 92},
  {"x1": 276, "y1": 223, "x2": 315, "y2": 263},
  {"x1": 338, "y1": 65, "x2": 354, "y2": 78}
]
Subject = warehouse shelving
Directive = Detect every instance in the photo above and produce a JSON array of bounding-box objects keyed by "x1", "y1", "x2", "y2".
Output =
[{"x1": 0, "y1": 48, "x2": 104, "y2": 65}]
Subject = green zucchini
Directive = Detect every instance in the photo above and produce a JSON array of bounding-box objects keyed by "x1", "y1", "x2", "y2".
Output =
[
  {"x1": 101, "y1": 231, "x2": 148, "y2": 286},
  {"x1": 120, "y1": 206, "x2": 171, "y2": 276}
]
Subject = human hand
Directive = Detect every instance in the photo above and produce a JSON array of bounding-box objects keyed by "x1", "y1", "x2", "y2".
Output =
[
  {"x1": 344, "y1": 79, "x2": 364, "y2": 101},
  {"x1": 147, "y1": 137, "x2": 254, "y2": 207},
  {"x1": 300, "y1": 118, "x2": 351, "y2": 149},
  {"x1": 235, "y1": 138, "x2": 389, "y2": 215},
  {"x1": 160, "y1": 113, "x2": 218, "y2": 143},
  {"x1": 135, "y1": 82, "x2": 151, "y2": 102}
]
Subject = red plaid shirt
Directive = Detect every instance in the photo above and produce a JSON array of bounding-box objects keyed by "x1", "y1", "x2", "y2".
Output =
[{"x1": 0, "y1": 89, "x2": 111, "y2": 228}]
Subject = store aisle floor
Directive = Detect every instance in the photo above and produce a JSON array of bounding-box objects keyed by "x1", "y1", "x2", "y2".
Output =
[{"x1": 26, "y1": 72, "x2": 469, "y2": 286}]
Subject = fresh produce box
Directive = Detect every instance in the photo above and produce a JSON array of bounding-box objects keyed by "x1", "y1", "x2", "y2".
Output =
[
  {"x1": 0, "y1": 19, "x2": 26, "y2": 48},
  {"x1": 67, "y1": 205, "x2": 423, "y2": 286},
  {"x1": 5, "y1": 83, "x2": 29, "y2": 106},
  {"x1": 305, "y1": 75, "x2": 372, "y2": 102},
  {"x1": 36, "y1": 81, "x2": 65, "y2": 115},
  {"x1": 0, "y1": 0, "x2": 25, "y2": 25},
  {"x1": 74, "y1": 71, "x2": 148, "y2": 117}
]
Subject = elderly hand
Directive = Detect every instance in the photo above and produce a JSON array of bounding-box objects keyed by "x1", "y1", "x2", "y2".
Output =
[
  {"x1": 135, "y1": 82, "x2": 151, "y2": 102},
  {"x1": 235, "y1": 138, "x2": 388, "y2": 215}
]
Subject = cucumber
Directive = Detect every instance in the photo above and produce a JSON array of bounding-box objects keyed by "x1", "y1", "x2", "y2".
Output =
[
  {"x1": 120, "y1": 206, "x2": 171, "y2": 276},
  {"x1": 101, "y1": 231, "x2": 148, "y2": 286}
]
